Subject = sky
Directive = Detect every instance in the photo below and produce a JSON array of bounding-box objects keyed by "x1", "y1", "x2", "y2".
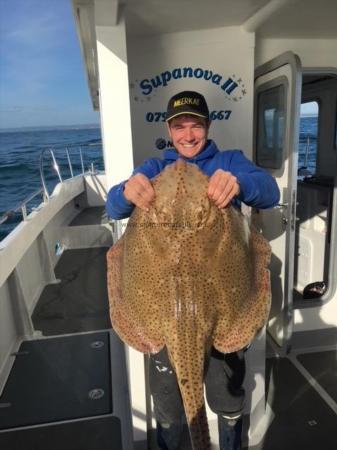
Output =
[
  {"x1": 0, "y1": 0, "x2": 100, "y2": 129},
  {"x1": 0, "y1": 1, "x2": 319, "y2": 130},
  {"x1": 301, "y1": 101, "x2": 318, "y2": 116}
]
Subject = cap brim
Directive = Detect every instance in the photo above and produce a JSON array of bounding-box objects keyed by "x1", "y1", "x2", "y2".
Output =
[{"x1": 166, "y1": 111, "x2": 208, "y2": 122}]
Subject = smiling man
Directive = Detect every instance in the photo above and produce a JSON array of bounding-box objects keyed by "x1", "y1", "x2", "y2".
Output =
[
  {"x1": 107, "y1": 90, "x2": 279, "y2": 220},
  {"x1": 106, "y1": 91, "x2": 279, "y2": 450}
]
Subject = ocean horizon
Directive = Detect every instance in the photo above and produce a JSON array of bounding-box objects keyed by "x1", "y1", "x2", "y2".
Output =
[{"x1": 0, "y1": 123, "x2": 101, "y2": 133}]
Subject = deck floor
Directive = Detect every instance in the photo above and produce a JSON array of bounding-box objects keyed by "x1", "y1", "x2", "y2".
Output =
[
  {"x1": 32, "y1": 247, "x2": 111, "y2": 335},
  {"x1": 0, "y1": 332, "x2": 123, "y2": 450},
  {"x1": 0, "y1": 417, "x2": 122, "y2": 450},
  {"x1": 70, "y1": 207, "x2": 109, "y2": 226},
  {"x1": 248, "y1": 353, "x2": 337, "y2": 450},
  {"x1": 297, "y1": 350, "x2": 337, "y2": 403},
  {"x1": 0, "y1": 332, "x2": 112, "y2": 430}
]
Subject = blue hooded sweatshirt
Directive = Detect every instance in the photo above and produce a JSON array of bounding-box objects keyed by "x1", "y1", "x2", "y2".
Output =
[{"x1": 106, "y1": 140, "x2": 280, "y2": 220}]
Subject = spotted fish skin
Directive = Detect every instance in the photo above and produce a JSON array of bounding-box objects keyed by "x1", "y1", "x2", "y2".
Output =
[{"x1": 107, "y1": 159, "x2": 271, "y2": 450}]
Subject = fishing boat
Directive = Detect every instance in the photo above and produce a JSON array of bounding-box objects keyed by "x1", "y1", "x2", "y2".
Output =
[{"x1": 0, "y1": 0, "x2": 336, "y2": 449}]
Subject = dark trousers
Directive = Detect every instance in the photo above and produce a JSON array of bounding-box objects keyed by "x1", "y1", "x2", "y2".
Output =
[{"x1": 149, "y1": 346, "x2": 245, "y2": 449}]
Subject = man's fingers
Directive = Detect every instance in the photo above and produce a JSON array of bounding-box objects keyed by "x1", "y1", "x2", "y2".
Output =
[
  {"x1": 136, "y1": 174, "x2": 155, "y2": 194},
  {"x1": 133, "y1": 192, "x2": 152, "y2": 211},
  {"x1": 216, "y1": 186, "x2": 236, "y2": 208},
  {"x1": 207, "y1": 170, "x2": 226, "y2": 197},
  {"x1": 134, "y1": 184, "x2": 155, "y2": 205},
  {"x1": 207, "y1": 170, "x2": 240, "y2": 208},
  {"x1": 208, "y1": 170, "x2": 233, "y2": 197},
  {"x1": 214, "y1": 185, "x2": 233, "y2": 207},
  {"x1": 214, "y1": 177, "x2": 235, "y2": 204},
  {"x1": 216, "y1": 179, "x2": 240, "y2": 208},
  {"x1": 124, "y1": 173, "x2": 155, "y2": 209}
]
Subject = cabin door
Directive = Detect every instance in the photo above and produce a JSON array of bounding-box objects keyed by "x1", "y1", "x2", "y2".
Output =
[{"x1": 253, "y1": 52, "x2": 302, "y2": 352}]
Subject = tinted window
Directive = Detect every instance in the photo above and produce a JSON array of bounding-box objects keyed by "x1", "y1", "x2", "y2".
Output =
[
  {"x1": 298, "y1": 101, "x2": 319, "y2": 176},
  {"x1": 256, "y1": 84, "x2": 286, "y2": 169}
]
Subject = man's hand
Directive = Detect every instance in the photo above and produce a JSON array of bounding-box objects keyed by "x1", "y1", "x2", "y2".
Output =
[
  {"x1": 207, "y1": 169, "x2": 240, "y2": 208},
  {"x1": 123, "y1": 173, "x2": 155, "y2": 211}
]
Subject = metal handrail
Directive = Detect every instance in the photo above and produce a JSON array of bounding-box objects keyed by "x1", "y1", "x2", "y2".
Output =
[
  {"x1": 39, "y1": 148, "x2": 63, "y2": 200},
  {"x1": 0, "y1": 147, "x2": 93, "y2": 227},
  {"x1": 66, "y1": 147, "x2": 74, "y2": 178},
  {"x1": 304, "y1": 135, "x2": 310, "y2": 168},
  {"x1": 64, "y1": 147, "x2": 85, "y2": 179},
  {"x1": 39, "y1": 147, "x2": 86, "y2": 200},
  {"x1": 0, "y1": 188, "x2": 47, "y2": 225},
  {"x1": 79, "y1": 147, "x2": 85, "y2": 174},
  {"x1": 0, "y1": 144, "x2": 103, "y2": 232}
]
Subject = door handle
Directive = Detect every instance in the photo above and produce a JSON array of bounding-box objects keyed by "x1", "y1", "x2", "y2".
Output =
[{"x1": 275, "y1": 202, "x2": 288, "y2": 209}]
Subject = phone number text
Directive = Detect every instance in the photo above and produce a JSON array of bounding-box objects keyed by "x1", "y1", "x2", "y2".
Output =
[{"x1": 145, "y1": 110, "x2": 232, "y2": 122}]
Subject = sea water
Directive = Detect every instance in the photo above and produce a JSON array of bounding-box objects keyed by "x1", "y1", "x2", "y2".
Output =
[
  {"x1": 0, "y1": 118, "x2": 318, "y2": 241},
  {"x1": 0, "y1": 126, "x2": 103, "y2": 240}
]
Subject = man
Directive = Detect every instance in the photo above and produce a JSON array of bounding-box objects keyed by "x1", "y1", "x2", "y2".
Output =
[{"x1": 106, "y1": 91, "x2": 279, "y2": 450}]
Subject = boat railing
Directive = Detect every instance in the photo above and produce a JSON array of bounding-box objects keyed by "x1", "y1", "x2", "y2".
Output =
[
  {"x1": 0, "y1": 188, "x2": 48, "y2": 225},
  {"x1": 0, "y1": 146, "x2": 98, "y2": 227},
  {"x1": 40, "y1": 147, "x2": 87, "y2": 199}
]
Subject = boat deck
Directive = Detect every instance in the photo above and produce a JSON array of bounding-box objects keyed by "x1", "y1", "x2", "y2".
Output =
[
  {"x1": 0, "y1": 331, "x2": 124, "y2": 450},
  {"x1": 69, "y1": 207, "x2": 109, "y2": 227},
  {"x1": 32, "y1": 247, "x2": 111, "y2": 335},
  {"x1": 247, "y1": 351, "x2": 337, "y2": 450}
]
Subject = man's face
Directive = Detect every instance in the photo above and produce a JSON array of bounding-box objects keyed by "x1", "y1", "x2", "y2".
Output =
[{"x1": 167, "y1": 115, "x2": 209, "y2": 158}]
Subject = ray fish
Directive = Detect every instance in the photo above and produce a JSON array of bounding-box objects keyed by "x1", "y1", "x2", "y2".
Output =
[{"x1": 107, "y1": 159, "x2": 271, "y2": 450}]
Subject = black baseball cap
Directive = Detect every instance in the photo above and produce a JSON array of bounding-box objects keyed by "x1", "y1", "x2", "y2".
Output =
[{"x1": 166, "y1": 90, "x2": 209, "y2": 122}]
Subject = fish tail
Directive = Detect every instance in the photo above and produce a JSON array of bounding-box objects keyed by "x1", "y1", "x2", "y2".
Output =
[
  {"x1": 187, "y1": 404, "x2": 211, "y2": 450},
  {"x1": 169, "y1": 344, "x2": 211, "y2": 450}
]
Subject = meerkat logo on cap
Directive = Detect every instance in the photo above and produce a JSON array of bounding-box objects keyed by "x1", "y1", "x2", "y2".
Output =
[{"x1": 173, "y1": 97, "x2": 200, "y2": 108}]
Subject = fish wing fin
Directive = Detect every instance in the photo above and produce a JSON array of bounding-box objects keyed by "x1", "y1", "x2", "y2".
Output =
[{"x1": 107, "y1": 237, "x2": 165, "y2": 353}]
